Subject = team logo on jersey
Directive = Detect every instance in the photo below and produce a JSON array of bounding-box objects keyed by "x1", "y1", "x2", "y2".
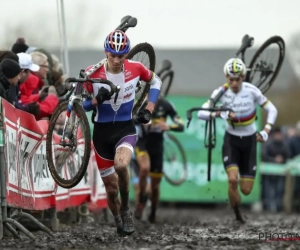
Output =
[
  {"x1": 124, "y1": 84, "x2": 134, "y2": 92},
  {"x1": 125, "y1": 70, "x2": 132, "y2": 80},
  {"x1": 124, "y1": 93, "x2": 132, "y2": 99}
]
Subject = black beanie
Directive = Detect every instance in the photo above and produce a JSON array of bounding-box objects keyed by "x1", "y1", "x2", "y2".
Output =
[
  {"x1": 0, "y1": 59, "x2": 21, "y2": 79},
  {"x1": 11, "y1": 38, "x2": 29, "y2": 54}
]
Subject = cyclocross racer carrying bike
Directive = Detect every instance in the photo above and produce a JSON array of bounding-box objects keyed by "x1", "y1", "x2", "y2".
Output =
[
  {"x1": 133, "y1": 95, "x2": 184, "y2": 223},
  {"x1": 82, "y1": 30, "x2": 162, "y2": 235},
  {"x1": 197, "y1": 58, "x2": 278, "y2": 223}
]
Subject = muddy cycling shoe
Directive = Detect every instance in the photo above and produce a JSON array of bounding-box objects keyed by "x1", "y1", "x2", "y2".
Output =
[
  {"x1": 134, "y1": 194, "x2": 148, "y2": 220},
  {"x1": 121, "y1": 210, "x2": 135, "y2": 235},
  {"x1": 233, "y1": 206, "x2": 245, "y2": 224},
  {"x1": 114, "y1": 215, "x2": 124, "y2": 236}
]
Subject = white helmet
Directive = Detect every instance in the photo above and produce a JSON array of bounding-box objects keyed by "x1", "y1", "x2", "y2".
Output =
[{"x1": 223, "y1": 58, "x2": 246, "y2": 78}]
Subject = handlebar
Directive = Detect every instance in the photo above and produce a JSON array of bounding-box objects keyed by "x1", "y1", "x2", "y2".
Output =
[
  {"x1": 65, "y1": 77, "x2": 121, "y2": 104},
  {"x1": 186, "y1": 106, "x2": 235, "y2": 182},
  {"x1": 186, "y1": 106, "x2": 234, "y2": 128}
]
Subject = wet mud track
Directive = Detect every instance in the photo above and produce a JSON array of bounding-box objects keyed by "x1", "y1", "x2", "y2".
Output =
[{"x1": 1, "y1": 206, "x2": 300, "y2": 250}]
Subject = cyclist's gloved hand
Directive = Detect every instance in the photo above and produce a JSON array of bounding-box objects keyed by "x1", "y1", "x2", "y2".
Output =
[
  {"x1": 136, "y1": 109, "x2": 152, "y2": 124},
  {"x1": 95, "y1": 87, "x2": 111, "y2": 104},
  {"x1": 39, "y1": 87, "x2": 49, "y2": 101},
  {"x1": 220, "y1": 111, "x2": 235, "y2": 120},
  {"x1": 257, "y1": 130, "x2": 269, "y2": 142}
]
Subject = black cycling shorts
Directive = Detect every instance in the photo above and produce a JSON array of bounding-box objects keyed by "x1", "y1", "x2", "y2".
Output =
[
  {"x1": 222, "y1": 131, "x2": 257, "y2": 179},
  {"x1": 93, "y1": 120, "x2": 136, "y2": 161},
  {"x1": 134, "y1": 135, "x2": 164, "y2": 177}
]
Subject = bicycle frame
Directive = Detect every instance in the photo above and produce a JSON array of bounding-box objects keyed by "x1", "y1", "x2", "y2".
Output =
[
  {"x1": 59, "y1": 76, "x2": 120, "y2": 148},
  {"x1": 235, "y1": 34, "x2": 254, "y2": 65},
  {"x1": 156, "y1": 59, "x2": 174, "y2": 97},
  {"x1": 235, "y1": 34, "x2": 274, "y2": 85},
  {"x1": 186, "y1": 104, "x2": 234, "y2": 182}
]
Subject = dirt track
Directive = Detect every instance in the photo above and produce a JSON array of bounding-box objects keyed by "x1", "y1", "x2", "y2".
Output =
[{"x1": 1, "y1": 205, "x2": 300, "y2": 250}]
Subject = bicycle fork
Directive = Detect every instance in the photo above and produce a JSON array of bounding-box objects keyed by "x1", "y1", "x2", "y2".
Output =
[{"x1": 60, "y1": 95, "x2": 81, "y2": 150}]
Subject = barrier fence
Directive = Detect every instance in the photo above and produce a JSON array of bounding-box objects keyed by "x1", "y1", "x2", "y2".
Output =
[{"x1": 0, "y1": 98, "x2": 108, "y2": 239}]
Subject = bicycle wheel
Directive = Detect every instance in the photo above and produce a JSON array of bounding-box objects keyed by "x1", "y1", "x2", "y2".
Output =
[
  {"x1": 126, "y1": 42, "x2": 156, "y2": 115},
  {"x1": 246, "y1": 36, "x2": 285, "y2": 94},
  {"x1": 160, "y1": 70, "x2": 174, "y2": 97},
  {"x1": 46, "y1": 101, "x2": 91, "y2": 189},
  {"x1": 163, "y1": 133, "x2": 187, "y2": 186}
]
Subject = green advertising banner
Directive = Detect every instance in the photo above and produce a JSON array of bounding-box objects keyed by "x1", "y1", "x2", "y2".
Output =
[{"x1": 128, "y1": 95, "x2": 262, "y2": 204}]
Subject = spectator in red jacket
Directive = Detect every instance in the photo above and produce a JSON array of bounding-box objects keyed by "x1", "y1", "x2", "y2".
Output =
[{"x1": 17, "y1": 52, "x2": 59, "y2": 120}]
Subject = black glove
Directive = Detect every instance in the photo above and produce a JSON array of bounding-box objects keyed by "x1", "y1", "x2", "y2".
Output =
[
  {"x1": 39, "y1": 87, "x2": 49, "y2": 101},
  {"x1": 136, "y1": 109, "x2": 152, "y2": 124},
  {"x1": 95, "y1": 87, "x2": 110, "y2": 104},
  {"x1": 26, "y1": 102, "x2": 40, "y2": 117}
]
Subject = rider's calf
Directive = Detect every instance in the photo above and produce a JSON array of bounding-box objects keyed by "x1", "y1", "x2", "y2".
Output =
[
  {"x1": 102, "y1": 174, "x2": 120, "y2": 216},
  {"x1": 228, "y1": 173, "x2": 239, "y2": 190},
  {"x1": 114, "y1": 146, "x2": 132, "y2": 212}
]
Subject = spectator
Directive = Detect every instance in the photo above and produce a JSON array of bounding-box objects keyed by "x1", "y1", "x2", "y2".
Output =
[
  {"x1": 31, "y1": 49, "x2": 54, "y2": 86},
  {"x1": 18, "y1": 52, "x2": 40, "y2": 84},
  {"x1": 288, "y1": 121, "x2": 300, "y2": 211},
  {"x1": 11, "y1": 37, "x2": 54, "y2": 85},
  {"x1": 288, "y1": 121, "x2": 300, "y2": 159},
  {"x1": 0, "y1": 59, "x2": 39, "y2": 116},
  {"x1": 30, "y1": 51, "x2": 49, "y2": 84},
  {"x1": 17, "y1": 52, "x2": 59, "y2": 120},
  {"x1": 11, "y1": 38, "x2": 29, "y2": 54},
  {"x1": 261, "y1": 127, "x2": 290, "y2": 212},
  {"x1": 0, "y1": 50, "x2": 18, "y2": 63}
]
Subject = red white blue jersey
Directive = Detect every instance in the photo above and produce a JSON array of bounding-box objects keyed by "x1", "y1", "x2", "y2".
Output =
[{"x1": 82, "y1": 59, "x2": 161, "y2": 123}]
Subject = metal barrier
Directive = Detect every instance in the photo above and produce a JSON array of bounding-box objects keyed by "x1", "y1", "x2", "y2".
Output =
[{"x1": 0, "y1": 123, "x2": 54, "y2": 239}]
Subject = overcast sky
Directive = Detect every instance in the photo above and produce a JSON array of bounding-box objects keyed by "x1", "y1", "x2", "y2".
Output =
[{"x1": 1, "y1": 0, "x2": 300, "y2": 50}]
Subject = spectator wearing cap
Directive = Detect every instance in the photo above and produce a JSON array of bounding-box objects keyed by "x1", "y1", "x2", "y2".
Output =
[
  {"x1": 18, "y1": 53, "x2": 40, "y2": 84},
  {"x1": 18, "y1": 53, "x2": 59, "y2": 120},
  {"x1": 0, "y1": 59, "x2": 39, "y2": 116}
]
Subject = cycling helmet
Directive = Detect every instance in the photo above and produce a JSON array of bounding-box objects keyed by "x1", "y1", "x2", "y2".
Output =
[
  {"x1": 104, "y1": 30, "x2": 130, "y2": 55},
  {"x1": 223, "y1": 58, "x2": 246, "y2": 78}
]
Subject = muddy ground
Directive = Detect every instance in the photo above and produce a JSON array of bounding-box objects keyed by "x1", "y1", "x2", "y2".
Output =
[{"x1": 1, "y1": 204, "x2": 300, "y2": 250}]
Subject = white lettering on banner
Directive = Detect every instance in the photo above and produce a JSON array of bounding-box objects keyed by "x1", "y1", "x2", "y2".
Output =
[
  {"x1": 5, "y1": 119, "x2": 42, "y2": 197},
  {"x1": 6, "y1": 125, "x2": 18, "y2": 187},
  {"x1": 31, "y1": 140, "x2": 55, "y2": 194},
  {"x1": 2, "y1": 98, "x2": 108, "y2": 211},
  {"x1": 163, "y1": 162, "x2": 227, "y2": 186}
]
